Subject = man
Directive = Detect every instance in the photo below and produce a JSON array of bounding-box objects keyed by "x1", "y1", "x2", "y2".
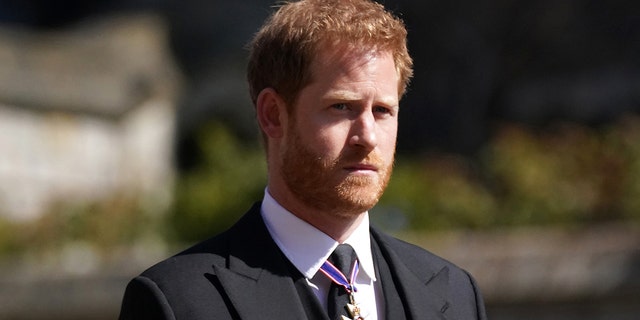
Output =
[{"x1": 119, "y1": 0, "x2": 487, "y2": 319}]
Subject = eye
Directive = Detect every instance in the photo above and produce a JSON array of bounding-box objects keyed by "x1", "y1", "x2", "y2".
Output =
[
  {"x1": 331, "y1": 103, "x2": 349, "y2": 111},
  {"x1": 373, "y1": 105, "x2": 393, "y2": 116}
]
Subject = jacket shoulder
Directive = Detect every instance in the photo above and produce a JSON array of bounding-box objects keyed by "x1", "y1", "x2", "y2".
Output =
[
  {"x1": 120, "y1": 204, "x2": 265, "y2": 320},
  {"x1": 140, "y1": 202, "x2": 264, "y2": 281},
  {"x1": 372, "y1": 229, "x2": 456, "y2": 271},
  {"x1": 140, "y1": 232, "x2": 230, "y2": 280},
  {"x1": 372, "y1": 228, "x2": 488, "y2": 319},
  {"x1": 120, "y1": 231, "x2": 238, "y2": 319}
]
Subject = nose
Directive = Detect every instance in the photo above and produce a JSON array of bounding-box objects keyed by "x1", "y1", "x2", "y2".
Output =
[{"x1": 349, "y1": 111, "x2": 377, "y2": 151}]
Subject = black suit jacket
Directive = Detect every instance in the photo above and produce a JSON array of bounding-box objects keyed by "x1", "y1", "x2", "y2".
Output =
[{"x1": 119, "y1": 203, "x2": 487, "y2": 319}]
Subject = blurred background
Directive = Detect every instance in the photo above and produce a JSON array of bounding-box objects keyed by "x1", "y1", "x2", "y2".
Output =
[{"x1": 0, "y1": 0, "x2": 639, "y2": 319}]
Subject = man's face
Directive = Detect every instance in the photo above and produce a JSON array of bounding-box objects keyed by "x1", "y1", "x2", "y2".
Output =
[{"x1": 279, "y1": 47, "x2": 399, "y2": 217}]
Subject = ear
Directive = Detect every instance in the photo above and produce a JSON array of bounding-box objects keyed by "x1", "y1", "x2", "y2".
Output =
[{"x1": 256, "y1": 88, "x2": 287, "y2": 139}]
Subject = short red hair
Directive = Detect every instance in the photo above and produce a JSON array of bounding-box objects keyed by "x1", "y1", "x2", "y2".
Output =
[{"x1": 247, "y1": 0, "x2": 413, "y2": 109}]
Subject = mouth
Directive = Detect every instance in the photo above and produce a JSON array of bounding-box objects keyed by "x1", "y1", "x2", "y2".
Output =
[{"x1": 344, "y1": 163, "x2": 379, "y2": 173}]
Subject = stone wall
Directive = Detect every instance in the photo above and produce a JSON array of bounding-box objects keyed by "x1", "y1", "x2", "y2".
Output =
[
  {"x1": 0, "y1": 13, "x2": 181, "y2": 220},
  {"x1": 404, "y1": 223, "x2": 640, "y2": 320}
]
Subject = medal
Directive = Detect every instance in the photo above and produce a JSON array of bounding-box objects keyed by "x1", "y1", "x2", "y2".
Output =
[
  {"x1": 320, "y1": 258, "x2": 367, "y2": 319},
  {"x1": 346, "y1": 302, "x2": 365, "y2": 320},
  {"x1": 345, "y1": 293, "x2": 364, "y2": 320},
  {"x1": 319, "y1": 259, "x2": 359, "y2": 294},
  {"x1": 338, "y1": 301, "x2": 365, "y2": 320}
]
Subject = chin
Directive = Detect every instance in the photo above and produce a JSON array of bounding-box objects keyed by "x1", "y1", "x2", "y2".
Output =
[{"x1": 332, "y1": 185, "x2": 384, "y2": 216}]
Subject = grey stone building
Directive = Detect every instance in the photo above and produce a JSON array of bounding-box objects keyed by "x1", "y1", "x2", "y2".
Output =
[{"x1": 0, "y1": 13, "x2": 181, "y2": 221}]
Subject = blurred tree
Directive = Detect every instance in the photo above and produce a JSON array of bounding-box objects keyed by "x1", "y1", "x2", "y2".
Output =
[{"x1": 169, "y1": 122, "x2": 266, "y2": 243}]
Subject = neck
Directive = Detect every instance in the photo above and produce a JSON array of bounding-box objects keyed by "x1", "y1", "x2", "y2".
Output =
[
  {"x1": 267, "y1": 185, "x2": 367, "y2": 243},
  {"x1": 299, "y1": 209, "x2": 366, "y2": 243}
]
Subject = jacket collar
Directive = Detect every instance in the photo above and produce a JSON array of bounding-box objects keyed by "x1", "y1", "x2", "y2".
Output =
[
  {"x1": 213, "y1": 203, "x2": 452, "y2": 320},
  {"x1": 213, "y1": 203, "x2": 309, "y2": 320},
  {"x1": 371, "y1": 228, "x2": 453, "y2": 320}
]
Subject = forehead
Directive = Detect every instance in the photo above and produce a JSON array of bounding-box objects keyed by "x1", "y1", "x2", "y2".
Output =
[
  {"x1": 308, "y1": 45, "x2": 397, "y2": 86},
  {"x1": 314, "y1": 43, "x2": 376, "y2": 70}
]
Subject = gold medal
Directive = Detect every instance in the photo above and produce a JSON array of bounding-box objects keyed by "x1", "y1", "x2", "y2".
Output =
[
  {"x1": 347, "y1": 303, "x2": 360, "y2": 316},
  {"x1": 343, "y1": 292, "x2": 366, "y2": 320}
]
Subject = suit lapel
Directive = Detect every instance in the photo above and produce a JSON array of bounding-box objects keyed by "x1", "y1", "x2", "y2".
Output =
[
  {"x1": 209, "y1": 204, "x2": 454, "y2": 320},
  {"x1": 214, "y1": 204, "x2": 308, "y2": 320},
  {"x1": 371, "y1": 229, "x2": 453, "y2": 320}
]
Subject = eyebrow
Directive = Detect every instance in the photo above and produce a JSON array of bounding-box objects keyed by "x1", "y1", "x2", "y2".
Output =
[
  {"x1": 323, "y1": 89, "x2": 360, "y2": 100},
  {"x1": 324, "y1": 90, "x2": 398, "y2": 107}
]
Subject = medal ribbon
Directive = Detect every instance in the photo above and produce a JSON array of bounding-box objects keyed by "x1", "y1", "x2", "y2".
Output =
[{"x1": 319, "y1": 258, "x2": 360, "y2": 293}]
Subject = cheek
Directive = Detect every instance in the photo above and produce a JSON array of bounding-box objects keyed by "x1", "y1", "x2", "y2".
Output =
[
  {"x1": 289, "y1": 118, "x2": 346, "y2": 158},
  {"x1": 379, "y1": 122, "x2": 398, "y2": 148},
  {"x1": 314, "y1": 127, "x2": 351, "y2": 157}
]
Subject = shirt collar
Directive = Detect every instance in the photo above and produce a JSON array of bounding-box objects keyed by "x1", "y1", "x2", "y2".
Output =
[{"x1": 260, "y1": 189, "x2": 377, "y2": 281}]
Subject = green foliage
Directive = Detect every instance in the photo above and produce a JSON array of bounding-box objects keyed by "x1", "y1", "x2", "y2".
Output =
[
  {"x1": 0, "y1": 194, "x2": 159, "y2": 257},
  {"x1": 169, "y1": 122, "x2": 267, "y2": 243},
  {"x1": 486, "y1": 118, "x2": 640, "y2": 226},
  {"x1": 606, "y1": 117, "x2": 640, "y2": 220},
  {"x1": 379, "y1": 115, "x2": 640, "y2": 230},
  {"x1": 380, "y1": 155, "x2": 497, "y2": 230},
  {"x1": 0, "y1": 217, "x2": 19, "y2": 256}
]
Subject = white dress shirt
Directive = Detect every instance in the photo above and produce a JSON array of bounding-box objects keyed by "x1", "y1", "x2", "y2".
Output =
[{"x1": 261, "y1": 189, "x2": 384, "y2": 319}]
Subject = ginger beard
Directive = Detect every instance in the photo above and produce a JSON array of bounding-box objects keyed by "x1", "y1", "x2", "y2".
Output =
[{"x1": 280, "y1": 122, "x2": 394, "y2": 218}]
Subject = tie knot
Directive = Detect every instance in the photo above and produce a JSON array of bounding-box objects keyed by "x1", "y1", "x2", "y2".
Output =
[{"x1": 329, "y1": 243, "x2": 357, "y2": 276}]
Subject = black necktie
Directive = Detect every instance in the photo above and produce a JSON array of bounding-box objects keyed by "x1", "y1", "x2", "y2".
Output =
[{"x1": 327, "y1": 244, "x2": 358, "y2": 320}]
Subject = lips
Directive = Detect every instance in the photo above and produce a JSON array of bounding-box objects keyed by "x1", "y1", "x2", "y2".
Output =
[
  {"x1": 340, "y1": 151, "x2": 385, "y2": 173},
  {"x1": 344, "y1": 163, "x2": 379, "y2": 172}
]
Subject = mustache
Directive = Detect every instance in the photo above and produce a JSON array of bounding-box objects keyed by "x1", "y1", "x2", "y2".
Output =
[{"x1": 330, "y1": 150, "x2": 388, "y2": 169}]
